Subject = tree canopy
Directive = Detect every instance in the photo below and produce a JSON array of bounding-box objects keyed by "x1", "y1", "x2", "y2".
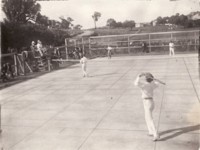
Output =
[
  {"x1": 2, "y1": 0, "x2": 41, "y2": 23},
  {"x1": 106, "y1": 18, "x2": 135, "y2": 29},
  {"x1": 156, "y1": 12, "x2": 200, "y2": 28}
]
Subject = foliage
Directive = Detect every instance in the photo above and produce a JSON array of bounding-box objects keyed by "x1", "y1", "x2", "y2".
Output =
[
  {"x1": 156, "y1": 12, "x2": 200, "y2": 28},
  {"x1": 106, "y1": 18, "x2": 135, "y2": 29},
  {"x1": 2, "y1": 0, "x2": 41, "y2": 23},
  {"x1": 74, "y1": 25, "x2": 82, "y2": 30},
  {"x1": 59, "y1": 16, "x2": 74, "y2": 29},
  {"x1": 106, "y1": 18, "x2": 117, "y2": 28},
  {"x1": 36, "y1": 13, "x2": 50, "y2": 26},
  {"x1": 1, "y1": 21, "x2": 70, "y2": 53},
  {"x1": 123, "y1": 20, "x2": 135, "y2": 30}
]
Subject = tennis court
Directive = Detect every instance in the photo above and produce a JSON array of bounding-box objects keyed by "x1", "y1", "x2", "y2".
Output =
[{"x1": 0, "y1": 53, "x2": 199, "y2": 150}]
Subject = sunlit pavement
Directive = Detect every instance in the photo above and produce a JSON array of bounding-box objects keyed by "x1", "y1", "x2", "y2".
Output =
[{"x1": 0, "y1": 53, "x2": 199, "y2": 150}]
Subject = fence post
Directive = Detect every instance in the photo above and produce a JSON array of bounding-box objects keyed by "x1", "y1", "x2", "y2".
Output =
[
  {"x1": 195, "y1": 32, "x2": 197, "y2": 51},
  {"x1": 14, "y1": 54, "x2": 18, "y2": 76},
  {"x1": 65, "y1": 39, "x2": 68, "y2": 60},
  {"x1": 128, "y1": 36, "x2": 130, "y2": 54},
  {"x1": 149, "y1": 34, "x2": 151, "y2": 52},
  {"x1": 82, "y1": 38, "x2": 85, "y2": 54},
  {"x1": 47, "y1": 57, "x2": 51, "y2": 72},
  {"x1": 89, "y1": 38, "x2": 92, "y2": 57},
  {"x1": 22, "y1": 52, "x2": 26, "y2": 76}
]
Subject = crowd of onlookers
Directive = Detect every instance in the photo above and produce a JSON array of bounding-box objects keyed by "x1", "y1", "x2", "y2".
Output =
[{"x1": 1, "y1": 39, "x2": 83, "y2": 82}]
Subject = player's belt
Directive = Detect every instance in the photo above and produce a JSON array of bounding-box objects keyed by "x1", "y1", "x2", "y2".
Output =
[{"x1": 144, "y1": 97, "x2": 153, "y2": 100}]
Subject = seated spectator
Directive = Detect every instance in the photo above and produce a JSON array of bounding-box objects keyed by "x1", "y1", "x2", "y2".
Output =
[{"x1": 1, "y1": 63, "x2": 14, "y2": 82}]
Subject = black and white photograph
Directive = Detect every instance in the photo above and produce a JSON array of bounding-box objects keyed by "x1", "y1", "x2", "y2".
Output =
[{"x1": 0, "y1": 0, "x2": 200, "y2": 149}]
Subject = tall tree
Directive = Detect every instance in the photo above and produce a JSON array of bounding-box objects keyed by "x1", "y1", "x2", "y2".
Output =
[
  {"x1": 123, "y1": 20, "x2": 135, "y2": 30},
  {"x1": 36, "y1": 13, "x2": 50, "y2": 26},
  {"x1": 59, "y1": 16, "x2": 74, "y2": 29},
  {"x1": 92, "y1": 11, "x2": 101, "y2": 29},
  {"x1": 2, "y1": 0, "x2": 41, "y2": 23},
  {"x1": 106, "y1": 18, "x2": 116, "y2": 28}
]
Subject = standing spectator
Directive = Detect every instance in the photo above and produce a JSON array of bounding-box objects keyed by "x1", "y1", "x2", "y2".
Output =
[
  {"x1": 142, "y1": 42, "x2": 148, "y2": 53},
  {"x1": 36, "y1": 40, "x2": 43, "y2": 57},
  {"x1": 30, "y1": 41, "x2": 36, "y2": 51},
  {"x1": 80, "y1": 54, "x2": 88, "y2": 77},
  {"x1": 107, "y1": 45, "x2": 112, "y2": 59},
  {"x1": 30, "y1": 41, "x2": 36, "y2": 56},
  {"x1": 169, "y1": 41, "x2": 175, "y2": 56},
  {"x1": 76, "y1": 47, "x2": 82, "y2": 59}
]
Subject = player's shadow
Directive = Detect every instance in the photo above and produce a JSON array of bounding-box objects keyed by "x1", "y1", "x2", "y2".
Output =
[
  {"x1": 90, "y1": 73, "x2": 116, "y2": 77},
  {"x1": 159, "y1": 124, "x2": 200, "y2": 141}
]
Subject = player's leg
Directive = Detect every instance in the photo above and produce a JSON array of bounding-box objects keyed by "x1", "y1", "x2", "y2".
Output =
[
  {"x1": 83, "y1": 65, "x2": 88, "y2": 77},
  {"x1": 172, "y1": 48, "x2": 175, "y2": 56},
  {"x1": 143, "y1": 100, "x2": 154, "y2": 135},
  {"x1": 143, "y1": 100, "x2": 159, "y2": 140},
  {"x1": 82, "y1": 65, "x2": 86, "y2": 77}
]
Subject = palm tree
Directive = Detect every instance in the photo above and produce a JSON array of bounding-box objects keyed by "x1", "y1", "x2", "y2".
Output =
[{"x1": 92, "y1": 11, "x2": 101, "y2": 29}]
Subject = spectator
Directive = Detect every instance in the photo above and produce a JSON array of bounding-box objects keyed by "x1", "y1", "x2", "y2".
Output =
[
  {"x1": 142, "y1": 42, "x2": 148, "y2": 53},
  {"x1": 36, "y1": 40, "x2": 43, "y2": 57}
]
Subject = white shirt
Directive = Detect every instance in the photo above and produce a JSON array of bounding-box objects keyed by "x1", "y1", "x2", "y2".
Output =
[
  {"x1": 80, "y1": 57, "x2": 87, "y2": 65},
  {"x1": 107, "y1": 46, "x2": 112, "y2": 52},
  {"x1": 134, "y1": 76, "x2": 158, "y2": 99},
  {"x1": 169, "y1": 42, "x2": 174, "y2": 49},
  {"x1": 37, "y1": 43, "x2": 42, "y2": 50}
]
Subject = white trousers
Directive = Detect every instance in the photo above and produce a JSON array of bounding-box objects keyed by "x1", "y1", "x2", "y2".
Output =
[
  {"x1": 143, "y1": 99, "x2": 158, "y2": 137},
  {"x1": 81, "y1": 64, "x2": 87, "y2": 76},
  {"x1": 169, "y1": 48, "x2": 175, "y2": 56}
]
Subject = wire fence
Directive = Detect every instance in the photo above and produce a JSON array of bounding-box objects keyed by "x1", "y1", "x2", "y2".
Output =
[{"x1": 89, "y1": 30, "x2": 199, "y2": 56}]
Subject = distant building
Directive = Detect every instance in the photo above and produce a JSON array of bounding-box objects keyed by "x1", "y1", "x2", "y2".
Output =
[
  {"x1": 135, "y1": 22, "x2": 151, "y2": 28},
  {"x1": 187, "y1": 11, "x2": 200, "y2": 20},
  {"x1": 191, "y1": 13, "x2": 200, "y2": 20},
  {"x1": 164, "y1": 23, "x2": 177, "y2": 30},
  {"x1": 135, "y1": 23, "x2": 144, "y2": 28},
  {"x1": 152, "y1": 20, "x2": 157, "y2": 26}
]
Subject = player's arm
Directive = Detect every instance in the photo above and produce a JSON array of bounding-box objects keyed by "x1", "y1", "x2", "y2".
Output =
[
  {"x1": 154, "y1": 78, "x2": 166, "y2": 85},
  {"x1": 134, "y1": 73, "x2": 145, "y2": 87}
]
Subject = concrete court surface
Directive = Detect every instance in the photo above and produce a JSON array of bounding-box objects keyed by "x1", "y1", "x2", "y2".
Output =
[{"x1": 0, "y1": 54, "x2": 200, "y2": 150}]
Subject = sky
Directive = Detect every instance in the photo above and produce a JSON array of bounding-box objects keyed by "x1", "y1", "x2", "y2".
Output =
[{"x1": 1, "y1": 0, "x2": 200, "y2": 29}]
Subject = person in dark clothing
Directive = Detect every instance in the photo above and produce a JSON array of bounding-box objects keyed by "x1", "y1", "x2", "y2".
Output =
[
  {"x1": 142, "y1": 42, "x2": 148, "y2": 53},
  {"x1": 1, "y1": 63, "x2": 14, "y2": 82}
]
